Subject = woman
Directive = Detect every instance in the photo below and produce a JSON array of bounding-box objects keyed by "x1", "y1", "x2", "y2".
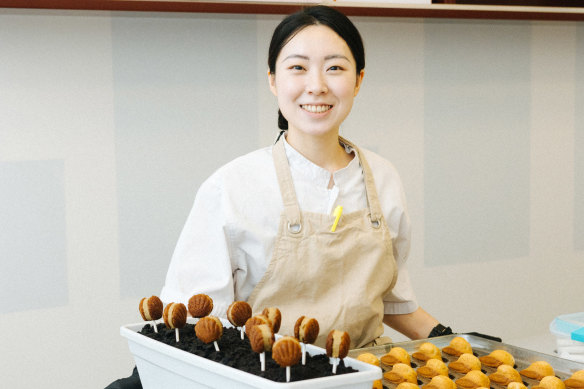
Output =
[
  {"x1": 107, "y1": 6, "x2": 452, "y2": 388},
  {"x1": 160, "y1": 5, "x2": 450, "y2": 348}
]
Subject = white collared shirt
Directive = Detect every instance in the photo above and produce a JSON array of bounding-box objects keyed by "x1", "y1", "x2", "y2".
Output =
[{"x1": 161, "y1": 137, "x2": 418, "y2": 318}]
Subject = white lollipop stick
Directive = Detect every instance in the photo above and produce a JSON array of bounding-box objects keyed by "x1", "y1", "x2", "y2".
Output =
[
  {"x1": 260, "y1": 352, "x2": 266, "y2": 371},
  {"x1": 286, "y1": 366, "x2": 291, "y2": 382},
  {"x1": 175, "y1": 328, "x2": 179, "y2": 342},
  {"x1": 301, "y1": 343, "x2": 306, "y2": 365},
  {"x1": 331, "y1": 357, "x2": 339, "y2": 374},
  {"x1": 240, "y1": 327, "x2": 244, "y2": 340},
  {"x1": 213, "y1": 341, "x2": 220, "y2": 352},
  {"x1": 151, "y1": 320, "x2": 158, "y2": 333}
]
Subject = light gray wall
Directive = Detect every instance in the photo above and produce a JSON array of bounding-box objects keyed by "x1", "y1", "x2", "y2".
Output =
[{"x1": 1, "y1": 9, "x2": 583, "y2": 388}]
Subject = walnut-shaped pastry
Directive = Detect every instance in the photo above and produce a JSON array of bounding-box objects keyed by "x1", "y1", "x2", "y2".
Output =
[
  {"x1": 397, "y1": 383, "x2": 421, "y2": 389},
  {"x1": 195, "y1": 316, "x2": 223, "y2": 351},
  {"x1": 479, "y1": 349, "x2": 515, "y2": 368},
  {"x1": 273, "y1": 336, "x2": 302, "y2": 367},
  {"x1": 422, "y1": 375, "x2": 457, "y2": 389},
  {"x1": 227, "y1": 301, "x2": 252, "y2": 327},
  {"x1": 326, "y1": 330, "x2": 350, "y2": 374},
  {"x1": 508, "y1": 382, "x2": 529, "y2": 389},
  {"x1": 565, "y1": 370, "x2": 584, "y2": 389},
  {"x1": 533, "y1": 376, "x2": 567, "y2": 389},
  {"x1": 294, "y1": 316, "x2": 319, "y2": 344},
  {"x1": 520, "y1": 361, "x2": 555, "y2": 380},
  {"x1": 248, "y1": 324, "x2": 274, "y2": 371},
  {"x1": 442, "y1": 336, "x2": 473, "y2": 356},
  {"x1": 455, "y1": 370, "x2": 491, "y2": 389},
  {"x1": 294, "y1": 316, "x2": 320, "y2": 365},
  {"x1": 227, "y1": 301, "x2": 252, "y2": 339},
  {"x1": 163, "y1": 302, "x2": 187, "y2": 342},
  {"x1": 244, "y1": 314, "x2": 271, "y2": 339},
  {"x1": 413, "y1": 342, "x2": 442, "y2": 361},
  {"x1": 249, "y1": 324, "x2": 274, "y2": 353},
  {"x1": 489, "y1": 364, "x2": 522, "y2": 385},
  {"x1": 139, "y1": 296, "x2": 163, "y2": 333},
  {"x1": 272, "y1": 336, "x2": 302, "y2": 382},
  {"x1": 417, "y1": 358, "x2": 449, "y2": 378},
  {"x1": 356, "y1": 352, "x2": 380, "y2": 367},
  {"x1": 188, "y1": 294, "x2": 213, "y2": 318},
  {"x1": 381, "y1": 346, "x2": 411, "y2": 366},
  {"x1": 384, "y1": 363, "x2": 418, "y2": 384},
  {"x1": 449, "y1": 353, "x2": 482, "y2": 373},
  {"x1": 356, "y1": 352, "x2": 382, "y2": 389},
  {"x1": 261, "y1": 307, "x2": 282, "y2": 333}
]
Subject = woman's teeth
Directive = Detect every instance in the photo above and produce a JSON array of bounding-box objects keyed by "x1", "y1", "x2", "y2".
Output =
[{"x1": 301, "y1": 104, "x2": 332, "y2": 113}]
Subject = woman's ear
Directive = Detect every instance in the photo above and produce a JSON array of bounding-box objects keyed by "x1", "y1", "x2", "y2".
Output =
[
  {"x1": 354, "y1": 69, "x2": 365, "y2": 97},
  {"x1": 268, "y1": 69, "x2": 277, "y2": 97}
]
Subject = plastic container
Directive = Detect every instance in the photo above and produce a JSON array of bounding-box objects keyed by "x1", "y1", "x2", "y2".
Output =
[
  {"x1": 120, "y1": 320, "x2": 381, "y2": 388},
  {"x1": 550, "y1": 312, "x2": 584, "y2": 362}
]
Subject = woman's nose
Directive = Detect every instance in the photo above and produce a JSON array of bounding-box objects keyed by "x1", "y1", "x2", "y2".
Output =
[{"x1": 305, "y1": 70, "x2": 328, "y2": 95}]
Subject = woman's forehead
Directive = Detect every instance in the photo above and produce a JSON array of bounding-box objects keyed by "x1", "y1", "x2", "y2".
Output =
[{"x1": 278, "y1": 25, "x2": 354, "y2": 62}]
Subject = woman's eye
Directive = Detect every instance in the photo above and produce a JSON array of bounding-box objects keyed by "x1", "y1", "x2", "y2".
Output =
[
  {"x1": 290, "y1": 65, "x2": 304, "y2": 71},
  {"x1": 328, "y1": 65, "x2": 343, "y2": 71}
]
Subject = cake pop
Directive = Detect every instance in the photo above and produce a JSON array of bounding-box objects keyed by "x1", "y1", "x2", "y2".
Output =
[
  {"x1": 139, "y1": 295, "x2": 163, "y2": 333},
  {"x1": 195, "y1": 316, "x2": 223, "y2": 351},
  {"x1": 262, "y1": 307, "x2": 282, "y2": 333},
  {"x1": 272, "y1": 336, "x2": 302, "y2": 382},
  {"x1": 248, "y1": 324, "x2": 274, "y2": 371},
  {"x1": 163, "y1": 302, "x2": 187, "y2": 342},
  {"x1": 226, "y1": 301, "x2": 252, "y2": 339},
  {"x1": 294, "y1": 316, "x2": 319, "y2": 365},
  {"x1": 325, "y1": 329, "x2": 350, "y2": 374},
  {"x1": 188, "y1": 293, "x2": 213, "y2": 318},
  {"x1": 244, "y1": 314, "x2": 271, "y2": 339}
]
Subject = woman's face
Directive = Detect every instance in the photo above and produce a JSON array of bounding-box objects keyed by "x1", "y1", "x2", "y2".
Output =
[{"x1": 269, "y1": 24, "x2": 364, "y2": 138}]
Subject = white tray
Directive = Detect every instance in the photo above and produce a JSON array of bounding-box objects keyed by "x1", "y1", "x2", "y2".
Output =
[{"x1": 121, "y1": 320, "x2": 381, "y2": 388}]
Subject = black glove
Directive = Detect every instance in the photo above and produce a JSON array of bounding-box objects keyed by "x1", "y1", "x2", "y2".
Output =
[
  {"x1": 104, "y1": 366, "x2": 142, "y2": 389},
  {"x1": 428, "y1": 323, "x2": 453, "y2": 338}
]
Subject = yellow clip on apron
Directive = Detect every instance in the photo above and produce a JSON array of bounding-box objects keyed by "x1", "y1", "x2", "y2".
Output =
[{"x1": 248, "y1": 137, "x2": 398, "y2": 349}]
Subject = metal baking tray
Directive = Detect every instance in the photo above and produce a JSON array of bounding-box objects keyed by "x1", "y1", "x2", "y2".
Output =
[{"x1": 348, "y1": 334, "x2": 584, "y2": 389}]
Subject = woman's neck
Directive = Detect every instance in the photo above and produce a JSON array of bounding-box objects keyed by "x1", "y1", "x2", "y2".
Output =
[{"x1": 285, "y1": 128, "x2": 353, "y2": 173}]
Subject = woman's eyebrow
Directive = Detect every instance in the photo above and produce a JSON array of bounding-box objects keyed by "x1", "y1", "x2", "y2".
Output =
[{"x1": 281, "y1": 54, "x2": 350, "y2": 62}]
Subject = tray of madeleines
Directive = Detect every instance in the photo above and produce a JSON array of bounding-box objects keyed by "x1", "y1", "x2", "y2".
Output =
[{"x1": 348, "y1": 334, "x2": 584, "y2": 389}]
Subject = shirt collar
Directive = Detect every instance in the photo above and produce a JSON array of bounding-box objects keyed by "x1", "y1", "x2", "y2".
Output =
[{"x1": 282, "y1": 135, "x2": 360, "y2": 188}]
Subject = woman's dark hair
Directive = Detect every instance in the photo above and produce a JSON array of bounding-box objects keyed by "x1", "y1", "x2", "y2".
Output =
[{"x1": 268, "y1": 6, "x2": 365, "y2": 130}]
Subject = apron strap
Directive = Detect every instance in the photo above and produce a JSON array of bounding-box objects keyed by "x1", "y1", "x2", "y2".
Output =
[
  {"x1": 273, "y1": 135, "x2": 384, "y2": 229},
  {"x1": 338, "y1": 136, "x2": 384, "y2": 226},
  {"x1": 272, "y1": 138, "x2": 302, "y2": 231}
]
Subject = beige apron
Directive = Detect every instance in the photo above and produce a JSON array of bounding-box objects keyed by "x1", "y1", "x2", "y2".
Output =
[{"x1": 247, "y1": 137, "x2": 398, "y2": 349}]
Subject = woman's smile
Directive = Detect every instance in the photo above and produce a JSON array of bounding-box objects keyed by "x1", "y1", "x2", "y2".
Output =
[{"x1": 300, "y1": 104, "x2": 333, "y2": 114}]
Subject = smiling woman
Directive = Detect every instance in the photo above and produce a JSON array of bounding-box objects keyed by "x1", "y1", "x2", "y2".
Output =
[{"x1": 108, "y1": 5, "x2": 448, "y2": 388}]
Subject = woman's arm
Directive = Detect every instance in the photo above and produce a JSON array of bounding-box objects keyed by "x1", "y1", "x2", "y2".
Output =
[{"x1": 383, "y1": 307, "x2": 440, "y2": 340}]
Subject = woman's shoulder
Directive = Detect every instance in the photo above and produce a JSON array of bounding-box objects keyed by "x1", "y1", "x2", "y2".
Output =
[{"x1": 200, "y1": 145, "x2": 277, "y2": 194}]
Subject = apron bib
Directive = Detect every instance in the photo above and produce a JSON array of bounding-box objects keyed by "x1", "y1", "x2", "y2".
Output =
[{"x1": 247, "y1": 137, "x2": 398, "y2": 349}]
